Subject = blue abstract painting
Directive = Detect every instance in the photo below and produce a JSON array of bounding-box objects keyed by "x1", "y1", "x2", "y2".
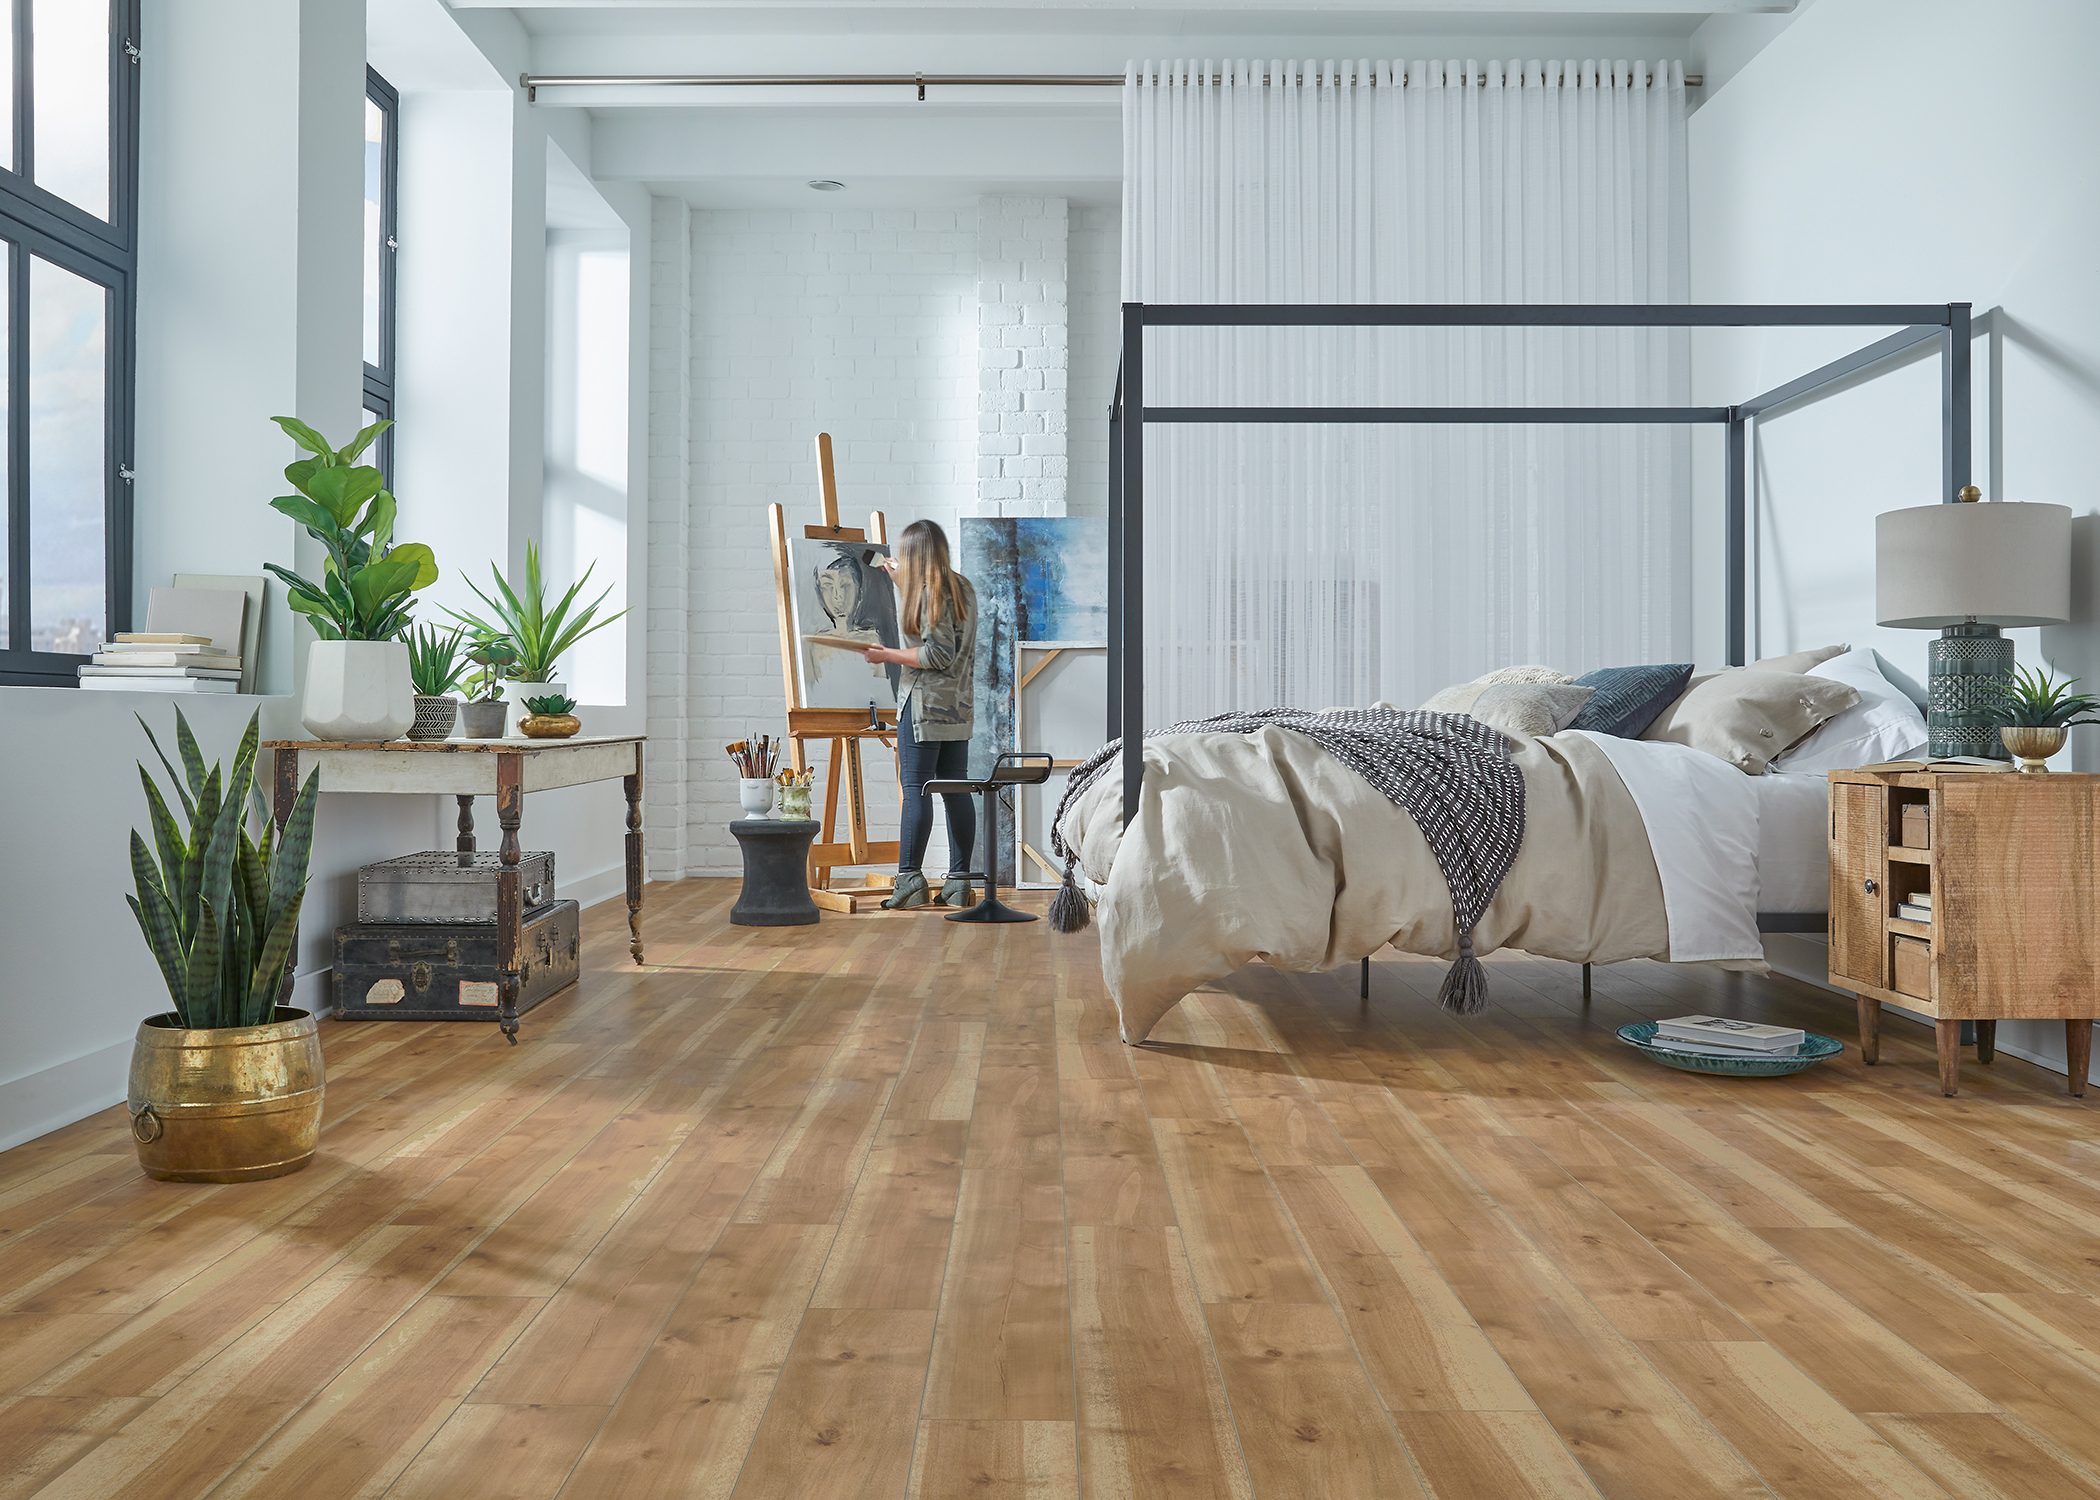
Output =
[{"x1": 960, "y1": 517, "x2": 1108, "y2": 882}]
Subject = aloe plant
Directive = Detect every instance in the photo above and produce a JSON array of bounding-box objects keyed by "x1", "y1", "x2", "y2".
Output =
[
  {"x1": 1984, "y1": 666, "x2": 2100, "y2": 730},
  {"x1": 407, "y1": 624, "x2": 467, "y2": 698},
  {"x1": 127, "y1": 708, "x2": 321, "y2": 1029},
  {"x1": 448, "y1": 540, "x2": 626, "y2": 684},
  {"x1": 262, "y1": 416, "x2": 439, "y2": 641}
]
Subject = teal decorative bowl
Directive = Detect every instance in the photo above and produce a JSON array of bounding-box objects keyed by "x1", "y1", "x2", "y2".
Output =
[{"x1": 1617, "y1": 1021, "x2": 1842, "y2": 1077}]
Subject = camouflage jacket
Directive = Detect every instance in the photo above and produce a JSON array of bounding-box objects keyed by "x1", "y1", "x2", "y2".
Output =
[{"x1": 900, "y1": 575, "x2": 977, "y2": 742}]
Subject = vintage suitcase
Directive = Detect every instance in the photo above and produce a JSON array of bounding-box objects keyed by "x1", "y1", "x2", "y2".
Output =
[
  {"x1": 333, "y1": 899, "x2": 580, "y2": 1021},
  {"x1": 357, "y1": 850, "x2": 555, "y2": 924}
]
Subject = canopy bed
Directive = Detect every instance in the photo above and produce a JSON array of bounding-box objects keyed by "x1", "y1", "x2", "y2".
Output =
[{"x1": 1063, "y1": 301, "x2": 1974, "y2": 1041}]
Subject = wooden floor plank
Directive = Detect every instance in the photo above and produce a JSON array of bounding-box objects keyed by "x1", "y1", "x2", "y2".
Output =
[
  {"x1": 1390, "y1": 1411, "x2": 1606, "y2": 1500},
  {"x1": 921, "y1": 1167, "x2": 1071, "y2": 1421},
  {"x1": 385, "y1": 1403, "x2": 609, "y2": 1500},
  {"x1": 905, "y1": 1419, "x2": 1077, "y2": 1499},
  {"x1": 1866, "y1": 1414, "x2": 2100, "y2": 1500}
]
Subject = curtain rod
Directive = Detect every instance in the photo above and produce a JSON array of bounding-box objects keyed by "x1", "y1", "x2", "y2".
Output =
[{"x1": 521, "y1": 70, "x2": 1701, "y2": 102}]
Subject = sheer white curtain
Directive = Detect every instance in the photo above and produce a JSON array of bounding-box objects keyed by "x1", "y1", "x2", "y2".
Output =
[{"x1": 1123, "y1": 60, "x2": 1690, "y2": 721}]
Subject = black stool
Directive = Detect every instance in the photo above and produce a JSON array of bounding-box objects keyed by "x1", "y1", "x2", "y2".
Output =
[
  {"x1": 729, "y1": 818, "x2": 820, "y2": 926},
  {"x1": 926, "y1": 752, "x2": 1053, "y2": 924}
]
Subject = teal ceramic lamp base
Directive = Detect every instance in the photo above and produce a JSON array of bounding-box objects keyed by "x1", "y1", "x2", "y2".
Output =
[{"x1": 1928, "y1": 622, "x2": 2012, "y2": 759}]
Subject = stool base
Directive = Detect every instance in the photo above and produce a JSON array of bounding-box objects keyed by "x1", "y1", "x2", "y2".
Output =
[{"x1": 946, "y1": 896, "x2": 1038, "y2": 924}]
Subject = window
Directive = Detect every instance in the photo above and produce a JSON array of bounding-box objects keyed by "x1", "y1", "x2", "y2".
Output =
[
  {"x1": 0, "y1": 0, "x2": 138, "y2": 685},
  {"x1": 362, "y1": 67, "x2": 398, "y2": 486}
]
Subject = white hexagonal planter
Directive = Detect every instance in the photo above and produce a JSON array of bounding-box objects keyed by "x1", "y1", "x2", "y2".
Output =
[{"x1": 302, "y1": 640, "x2": 414, "y2": 742}]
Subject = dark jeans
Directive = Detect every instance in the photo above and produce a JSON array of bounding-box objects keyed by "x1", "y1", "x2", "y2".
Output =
[{"x1": 897, "y1": 700, "x2": 975, "y2": 876}]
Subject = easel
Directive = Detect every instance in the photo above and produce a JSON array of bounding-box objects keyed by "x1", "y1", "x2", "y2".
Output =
[{"x1": 768, "y1": 432, "x2": 901, "y2": 914}]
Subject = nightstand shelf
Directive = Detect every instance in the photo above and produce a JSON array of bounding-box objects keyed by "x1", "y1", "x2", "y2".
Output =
[{"x1": 1829, "y1": 767, "x2": 2098, "y2": 1097}]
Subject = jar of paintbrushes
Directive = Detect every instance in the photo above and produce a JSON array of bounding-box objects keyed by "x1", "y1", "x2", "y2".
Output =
[
  {"x1": 728, "y1": 735, "x2": 780, "y2": 819},
  {"x1": 775, "y1": 766, "x2": 814, "y2": 820}
]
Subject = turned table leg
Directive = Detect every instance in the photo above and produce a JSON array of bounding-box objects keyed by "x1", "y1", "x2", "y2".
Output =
[
  {"x1": 1975, "y1": 1020, "x2": 1996, "y2": 1064},
  {"x1": 1856, "y1": 994, "x2": 1881, "y2": 1066},
  {"x1": 457, "y1": 794, "x2": 476, "y2": 855},
  {"x1": 1936, "y1": 1019, "x2": 1962, "y2": 1097},
  {"x1": 2068, "y1": 1021, "x2": 2093, "y2": 1099},
  {"x1": 624, "y1": 759, "x2": 645, "y2": 965},
  {"x1": 495, "y1": 755, "x2": 523, "y2": 1044}
]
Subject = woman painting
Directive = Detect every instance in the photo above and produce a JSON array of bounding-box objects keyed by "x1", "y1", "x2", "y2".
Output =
[{"x1": 861, "y1": 520, "x2": 978, "y2": 910}]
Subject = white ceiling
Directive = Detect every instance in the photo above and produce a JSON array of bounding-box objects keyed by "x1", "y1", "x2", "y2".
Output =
[{"x1": 416, "y1": 0, "x2": 1795, "y2": 207}]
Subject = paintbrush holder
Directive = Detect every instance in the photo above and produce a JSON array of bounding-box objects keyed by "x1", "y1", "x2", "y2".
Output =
[
  {"x1": 738, "y1": 778, "x2": 775, "y2": 819},
  {"x1": 778, "y1": 782, "x2": 812, "y2": 819}
]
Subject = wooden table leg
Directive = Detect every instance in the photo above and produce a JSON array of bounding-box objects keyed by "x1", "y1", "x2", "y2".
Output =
[
  {"x1": 457, "y1": 794, "x2": 476, "y2": 855},
  {"x1": 1975, "y1": 1020, "x2": 1996, "y2": 1064},
  {"x1": 624, "y1": 755, "x2": 645, "y2": 965},
  {"x1": 1856, "y1": 994, "x2": 1881, "y2": 1065},
  {"x1": 495, "y1": 754, "x2": 523, "y2": 1044},
  {"x1": 1935, "y1": 1018, "x2": 1962, "y2": 1097},
  {"x1": 2068, "y1": 1021, "x2": 2092, "y2": 1099}
]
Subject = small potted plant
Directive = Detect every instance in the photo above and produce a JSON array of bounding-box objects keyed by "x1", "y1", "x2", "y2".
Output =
[
  {"x1": 459, "y1": 634, "x2": 518, "y2": 739},
  {"x1": 448, "y1": 540, "x2": 626, "y2": 734},
  {"x1": 125, "y1": 708, "x2": 324, "y2": 1181},
  {"x1": 406, "y1": 625, "x2": 468, "y2": 741},
  {"x1": 520, "y1": 692, "x2": 581, "y2": 739},
  {"x1": 1986, "y1": 666, "x2": 2100, "y2": 772},
  {"x1": 262, "y1": 416, "x2": 439, "y2": 742}
]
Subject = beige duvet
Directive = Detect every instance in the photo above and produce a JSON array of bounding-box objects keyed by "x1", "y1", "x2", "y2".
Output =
[{"x1": 1059, "y1": 725, "x2": 1672, "y2": 1042}]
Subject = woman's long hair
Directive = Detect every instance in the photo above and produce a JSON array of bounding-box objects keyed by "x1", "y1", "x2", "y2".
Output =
[{"x1": 896, "y1": 520, "x2": 967, "y2": 635}]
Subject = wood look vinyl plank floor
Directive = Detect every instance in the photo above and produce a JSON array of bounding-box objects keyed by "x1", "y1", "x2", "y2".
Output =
[{"x1": 9, "y1": 882, "x2": 2100, "y2": 1497}]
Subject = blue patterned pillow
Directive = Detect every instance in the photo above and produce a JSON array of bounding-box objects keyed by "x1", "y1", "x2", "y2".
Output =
[{"x1": 1567, "y1": 664, "x2": 1694, "y2": 738}]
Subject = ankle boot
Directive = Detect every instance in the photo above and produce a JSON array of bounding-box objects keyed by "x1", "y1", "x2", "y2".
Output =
[
  {"x1": 939, "y1": 874, "x2": 976, "y2": 909},
  {"x1": 880, "y1": 871, "x2": 930, "y2": 910}
]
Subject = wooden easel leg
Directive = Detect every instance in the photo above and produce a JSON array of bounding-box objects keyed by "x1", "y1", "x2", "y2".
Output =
[
  {"x1": 2068, "y1": 1020, "x2": 2092, "y2": 1098},
  {"x1": 814, "y1": 736, "x2": 845, "y2": 891},
  {"x1": 846, "y1": 736, "x2": 870, "y2": 865},
  {"x1": 1856, "y1": 995, "x2": 1880, "y2": 1065},
  {"x1": 1935, "y1": 1019, "x2": 1961, "y2": 1096}
]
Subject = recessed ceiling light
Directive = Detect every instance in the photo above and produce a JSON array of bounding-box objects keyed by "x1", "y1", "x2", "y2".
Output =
[{"x1": 807, "y1": 179, "x2": 846, "y2": 192}]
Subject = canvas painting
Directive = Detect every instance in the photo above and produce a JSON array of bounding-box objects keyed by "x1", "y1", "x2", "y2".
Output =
[
  {"x1": 960, "y1": 517, "x2": 1109, "y2": 882},
  {"x1": 787, "y1": 537, "x2": 904, "y2": 710}
]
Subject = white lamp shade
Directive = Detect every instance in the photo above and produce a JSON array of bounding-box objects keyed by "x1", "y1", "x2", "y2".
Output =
[{"x1": 1875, "y1": 501, "x2": 2072, "y2": 629}]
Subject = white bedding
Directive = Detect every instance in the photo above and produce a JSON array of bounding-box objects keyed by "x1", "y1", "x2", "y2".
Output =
[{"x1": 1753, "y1": 771, "x2": 1832, "y2": 915}]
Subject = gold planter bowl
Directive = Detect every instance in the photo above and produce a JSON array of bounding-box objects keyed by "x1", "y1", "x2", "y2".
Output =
[
  {"x1": 2001, "y1": 725, "x2": 2069, "y2": 773},
  {"x1": 520, "y1": 713, "x2": 580, "y2": 739},
  {"x1": 128, "y1": 1007, "x2": 325, "y2": 1182}
]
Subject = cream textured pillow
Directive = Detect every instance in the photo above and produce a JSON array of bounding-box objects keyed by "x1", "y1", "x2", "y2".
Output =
[
  {"x1": 1469, "y1": 683, "x2": 1594, "y2": 738},
  {"x1": 1421, "y1": 681, "x2": 1487, "y2": 715},
  {"x1": 1641, "y1": 669, "x2": 1861, "y2": 774},
  {"x1": 1475, "y1": 664, "x2": 1574, "y2": 686},
  {"x1": 1751, "y1": 644, "x2": 1849, "y2": 675}
]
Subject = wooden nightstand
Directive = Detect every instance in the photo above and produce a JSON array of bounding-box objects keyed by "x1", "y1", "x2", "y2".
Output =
[{"x1": 1828, "y1": 768, "x2": 2099, "y2": 1097}]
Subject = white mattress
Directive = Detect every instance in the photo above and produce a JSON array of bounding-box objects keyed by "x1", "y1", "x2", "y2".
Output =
[{"x1": 1754, "y1": 771, "x2": 1830, "y2": 914}]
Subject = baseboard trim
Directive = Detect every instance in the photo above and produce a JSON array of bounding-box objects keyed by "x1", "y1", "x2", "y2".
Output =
[{"x1": 0, "y1": 1040, "x2": 132, "y2": 1155}]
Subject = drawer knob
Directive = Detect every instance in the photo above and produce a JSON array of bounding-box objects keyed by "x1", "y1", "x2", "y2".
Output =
[{"x1": 1864, "y1": 878, "x2": 1878, "y2": 895}]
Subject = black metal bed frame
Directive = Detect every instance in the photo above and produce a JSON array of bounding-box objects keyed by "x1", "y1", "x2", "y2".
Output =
[{"x1": 1105, "y1": 302, "x2": 1974, "y2": 976}]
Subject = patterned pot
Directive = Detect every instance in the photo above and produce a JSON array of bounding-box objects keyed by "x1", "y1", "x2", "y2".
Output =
[
  {"x1": 408, "y1": 695, "x2": 458, "y2": 741},
  {"x1": 520, "y1": 713, "x2": 581, "y2": 739},
  {"x1": 2001, "y1": 725, "x2": 2067, "y2": 773},
  {"x1": 778, "y1": 784, "x2": 812, "y2": 819},
  {"x1": 459, "y1": 698, "x2": 509, "y2": 739}
]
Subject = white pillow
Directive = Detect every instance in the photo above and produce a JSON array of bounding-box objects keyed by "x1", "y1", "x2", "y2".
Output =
[{"x1": 1769, "y1": 648, "x2": 1928, "y2": 774}]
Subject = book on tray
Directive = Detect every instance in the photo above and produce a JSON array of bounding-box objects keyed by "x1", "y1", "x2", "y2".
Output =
[
  {"x1": 1652, "y1": 1015, "x2": 1805, "y2": 1053},
  {"x1": 1651, "y1": 1035, "x2": 1803, "y2": 1060}
]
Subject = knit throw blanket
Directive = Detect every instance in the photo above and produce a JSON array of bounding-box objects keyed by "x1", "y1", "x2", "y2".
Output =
[{"x1": 1048, "y1": 707, "x2": 1527, "y2": 1015}]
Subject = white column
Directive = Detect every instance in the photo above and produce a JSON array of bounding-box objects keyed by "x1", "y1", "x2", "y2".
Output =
[{"x1": 644, "y1": 196, "x2": 694, "y2": 880}]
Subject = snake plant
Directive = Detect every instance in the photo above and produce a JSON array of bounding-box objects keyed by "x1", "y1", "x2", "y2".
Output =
[
  {"x1": 1983, "y1": 666, "x2": 2100, "y2": 730},
  {"x1": 127, "y1": 708, "x2": 321, "y2": 1029}
]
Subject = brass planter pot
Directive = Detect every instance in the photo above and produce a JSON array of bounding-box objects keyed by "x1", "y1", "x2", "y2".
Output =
[
  {"x1": 127, "y1": 1007, "x2": 325, "y2": 1183},
  {"x1": 520, "y1": 713, "x2": 580, "y2": 739},
  {"x1": 2001, "y1": 725, "x2": 2068, "y2": 773}
]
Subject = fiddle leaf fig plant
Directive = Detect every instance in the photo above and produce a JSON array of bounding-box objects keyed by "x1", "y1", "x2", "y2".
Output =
[
  {"x1": 262, "y1": 416, "x2": 439, "y2": 641},
  {"x1": 127, "y1": 708, "x2": 321, "y2": 1029},
  {"x1": 1984, "y1": 666, "x2": 2100, "y2": 730}
]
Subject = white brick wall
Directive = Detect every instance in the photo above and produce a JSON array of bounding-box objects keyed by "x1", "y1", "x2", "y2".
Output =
[
  {"x1": 1067, "y1": 203, "x2": 1121, "y2": 519},
  {"x1": 974, "y1": 196, "x2": 1068, "y2": 519},
  {"x1": 646, "y1": 195, "x2": 1120, "y2": 876}
]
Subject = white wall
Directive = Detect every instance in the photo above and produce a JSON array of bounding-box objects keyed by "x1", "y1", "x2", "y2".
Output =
[{"x1": 1689, "y1": 0, "x2": 2100, "y2": 1081}]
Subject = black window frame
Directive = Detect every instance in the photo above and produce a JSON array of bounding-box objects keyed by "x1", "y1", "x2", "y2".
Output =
[
  {"x1": 362, "y1": 65, "x2": 398, "y2": 486},
  {"x1": 0, "y1": 0, "x2": 141, "y2": 687}
]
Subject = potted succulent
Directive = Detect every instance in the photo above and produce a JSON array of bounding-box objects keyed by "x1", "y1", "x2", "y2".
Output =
[
  {"x1": 406, "y1": 625, "x2": 468, "y2": 741},
  {"x1": 263, "y1": 416, "x2": 439, "y2": 742},
  {"x1": 1986, "y1": 666, "x2": 2100, "y2": 772},
  {"x1": 459, "y1": 634, "x2": 518, "y2": 739},
  {"x1": 448, "y1": 540, "x2": 626, "y2": 734},
  {"x1": 520, "y1": 692, "x2": 581, "y2": 739},
  {"x1": 125, "y1": 708, "x2": 324, "y2": 1182}
]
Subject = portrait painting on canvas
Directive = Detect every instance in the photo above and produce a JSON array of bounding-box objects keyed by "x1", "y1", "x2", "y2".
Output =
[{"x1": 788, "y1": 538, "x2": 903, "y2": 709}]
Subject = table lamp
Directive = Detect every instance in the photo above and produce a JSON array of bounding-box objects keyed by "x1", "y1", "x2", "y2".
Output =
[{"x1": 1876, "y1": 487, "x2": 2072, "y2": 758}]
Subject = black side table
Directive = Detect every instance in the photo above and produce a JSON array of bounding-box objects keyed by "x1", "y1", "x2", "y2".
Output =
[{"x1": 730, "y1": 819, "x2": 820, "y2": 926}]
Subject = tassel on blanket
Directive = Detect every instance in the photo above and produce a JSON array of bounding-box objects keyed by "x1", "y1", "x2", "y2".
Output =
[
  {"x1": 1437, "y1": 931, "x2": 1489, "y2": 1016},
  {"x1": 1048, "y1": 855, "x2": 1092, "y2": 934}
]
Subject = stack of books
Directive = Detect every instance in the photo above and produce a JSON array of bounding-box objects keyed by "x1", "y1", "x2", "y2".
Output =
[
  {"x1": 1895, "y1": 891, "x2": 1933, "y2": 925},
  {"x1": 79, "y1": 633, "x2": 243, "y2": 693},
  {"x1": 1652, "y1": 1015, "x2": 1806, "y2": 1059}
]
